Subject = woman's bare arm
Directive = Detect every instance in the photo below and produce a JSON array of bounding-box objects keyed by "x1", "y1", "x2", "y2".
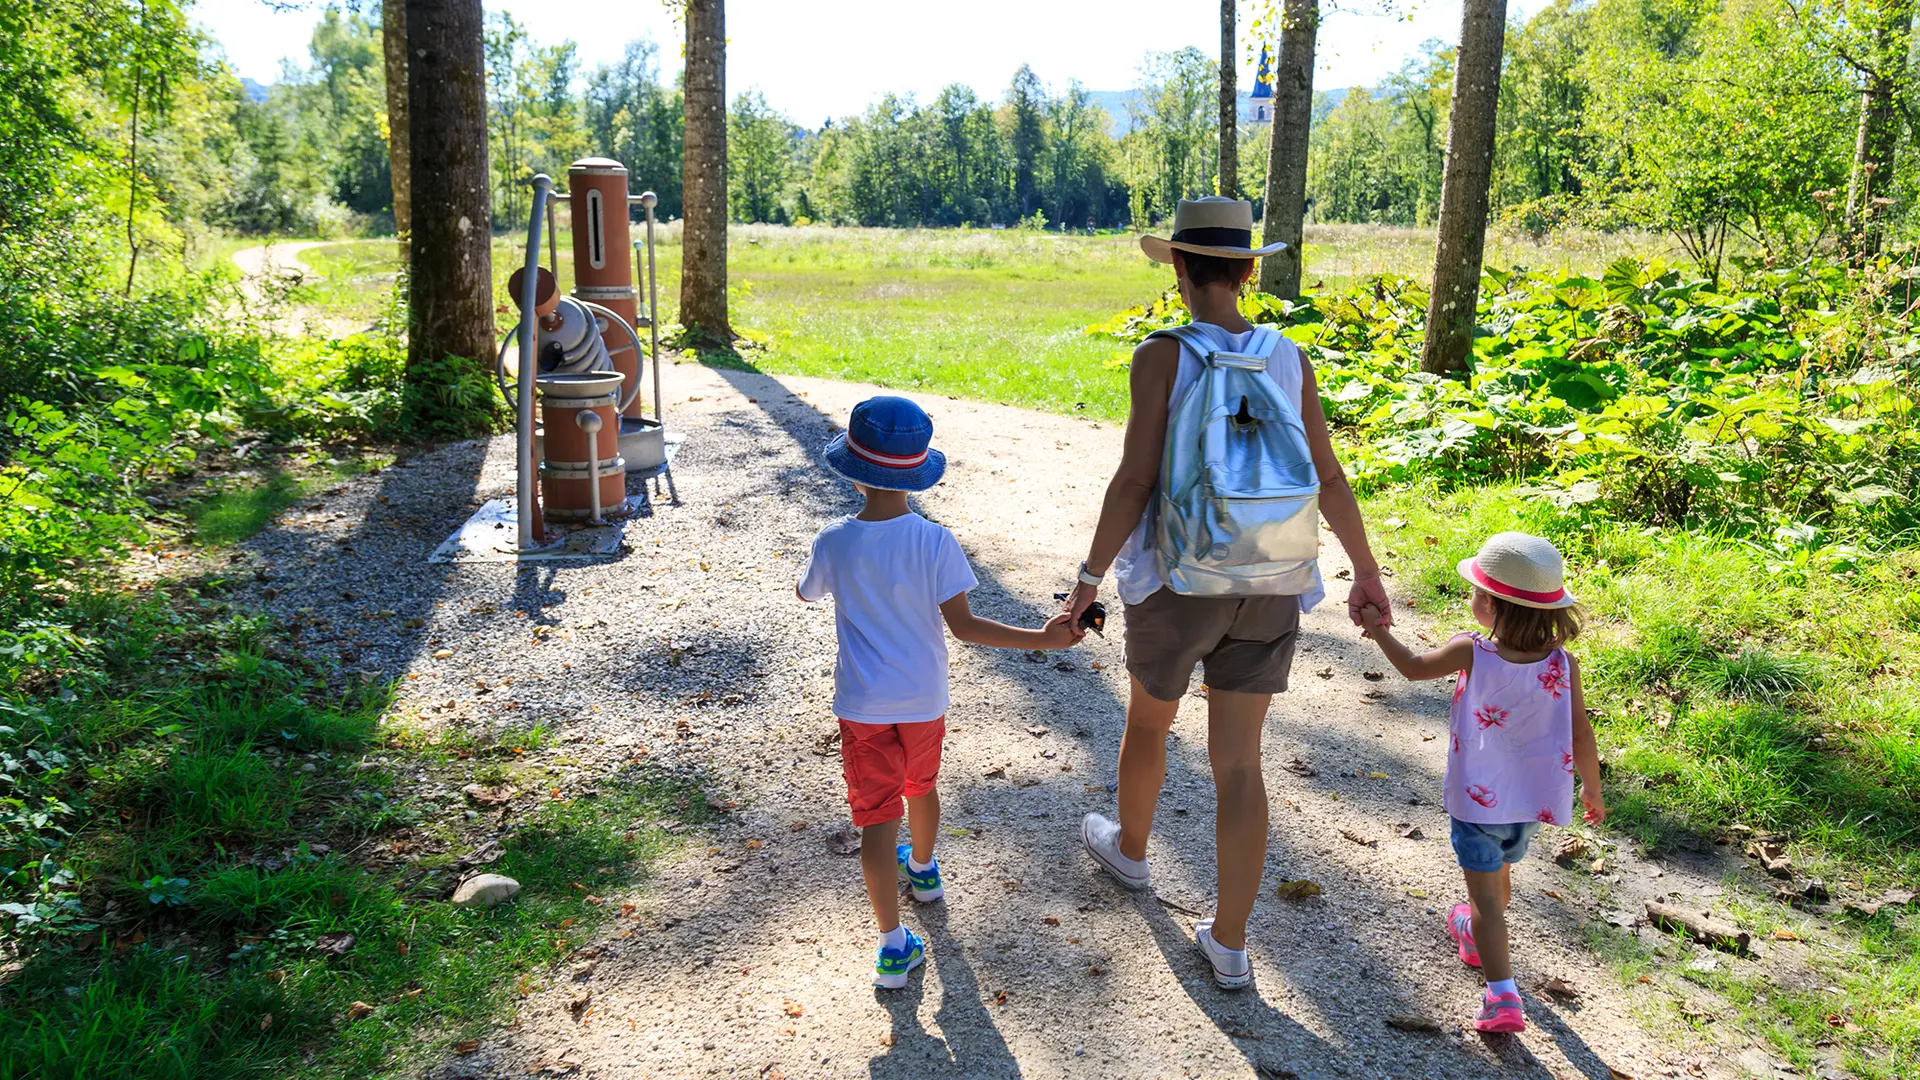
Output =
[
  {"x1": 1067, "y1": 337, "x2": 1177, "y2": 622},
  {"x1": 1297, "y1": 352, "x2": 1389, "y2": 626}
]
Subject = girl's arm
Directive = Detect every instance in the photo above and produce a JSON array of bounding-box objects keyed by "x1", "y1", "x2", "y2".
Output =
[
  {"x1": 1360, "y1": 610, "x2": 1474, "y2": 681},
  {"x1": 1299, "y1": 354, "x2": 1390, "y2": 627},
  {"x1": 941, "y1": 593, "x2": 1080, "y2": 650},
  {"x1": 1065, "y1": 339, "x2": 1178, "y2": 624},
  {"x1": 1569, "y1": 655, "x2": 1606, "y2": 823}
]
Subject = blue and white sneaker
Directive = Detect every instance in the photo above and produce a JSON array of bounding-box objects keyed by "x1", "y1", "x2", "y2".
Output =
[
  {"x1": 874, "y1": 927, "x2": 926, "y2": 990},
  {"x1": 896, "y1": 844, "x2": 945, "y2": 902}
]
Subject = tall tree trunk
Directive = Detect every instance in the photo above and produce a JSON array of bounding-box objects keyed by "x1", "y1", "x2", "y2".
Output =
[
  {"x1": 383, "y1": 0, "x2": 411, "y2": 265},
  {"x1": 404, "y1": 0, "x2": 494, "y2": 387},
  {"x1": 1419, "y1": 0, "x2": 1507, "y2": 375},
  {"x1": 1842, "y1": 0, "x2": 1916, "y2": 261},
  {"x1": 1219, "y1": 0, "x2": 1237, "y2": 198},
  {"x1": 1257, "y1": 0, "x2": 1317, "y2": 299},
  {"x1": 680, "y1": 0, "x2": 732, "y2": 340}
]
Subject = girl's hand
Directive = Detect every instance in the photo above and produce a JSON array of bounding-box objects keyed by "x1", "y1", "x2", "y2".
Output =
[
  {"x1": 1580, "y1": 788, "x2": 1608, "y2": 825},
  {"x1": 1359, "y1": 602, "x2": 1389, "y2": 638}
]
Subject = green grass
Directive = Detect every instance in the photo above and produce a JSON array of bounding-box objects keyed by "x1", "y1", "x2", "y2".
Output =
[
  {"x1": 290, "y1": 222, "x2": 1656, "y2": 421},
  {"x1": 1364, "y1": 482, "x2": 1920, "y2": 1074},
  {"x1": 184, "y1": 452, "x2": 392, "y2": 546},
  {"x1": 0, "y1": 584, "x2": 711, "y2": 1080}
]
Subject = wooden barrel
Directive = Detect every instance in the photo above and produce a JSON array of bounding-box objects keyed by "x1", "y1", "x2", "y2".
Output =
[{"x1": 536, "y1": 371, "x2": 626, "y2": 520}]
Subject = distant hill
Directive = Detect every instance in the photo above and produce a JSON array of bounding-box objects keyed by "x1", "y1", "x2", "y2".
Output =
[
  {"x1": 240, "y1": 77, "x2": 271, "y2": 103},
  {"x1": 1086, "y1": 85, "x2": 1351, "y2": 135}
]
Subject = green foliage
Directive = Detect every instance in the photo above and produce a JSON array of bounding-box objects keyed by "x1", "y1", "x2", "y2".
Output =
[{"x1": 1090, "y1": 252, "x2": 1920, "y2": 544}]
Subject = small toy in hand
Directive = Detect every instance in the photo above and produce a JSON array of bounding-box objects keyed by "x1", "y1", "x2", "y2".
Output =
[{"x1": 1053, "y1": 594, "x2": 1108, "y2": 638}]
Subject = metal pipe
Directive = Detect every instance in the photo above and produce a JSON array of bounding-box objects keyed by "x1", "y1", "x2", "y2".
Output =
[
  {"x1": 641, "y1": 190, "x2": 662, "y2": 429},
  {"x1": 546, "y1": 198, "x2": 559, "y2": 290},
  {"x1": 576, "y1": 410, "x2": 605, "y2": 523},
  {"x1": 517, "y1": 174, "x2": 553, "y2": 552}
]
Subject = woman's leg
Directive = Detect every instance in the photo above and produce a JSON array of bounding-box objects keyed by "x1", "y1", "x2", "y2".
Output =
[
  {"x1": 1205, "y1": 687, "x2": 1273, "y2": 952},
  {"x1": 1116, "y1": 675, "x2": 1182, "y2": 862}
]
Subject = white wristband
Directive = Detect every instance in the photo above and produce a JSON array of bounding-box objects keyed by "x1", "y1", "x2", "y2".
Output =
[{"x1": 1077, "y1": 562, "x2": 1103, "y2": 587}]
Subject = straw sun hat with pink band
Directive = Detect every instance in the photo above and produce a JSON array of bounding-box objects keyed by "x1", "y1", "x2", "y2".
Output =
[{"x1": 1456, "y1": 532, "x2": 1579, "y2": 610}]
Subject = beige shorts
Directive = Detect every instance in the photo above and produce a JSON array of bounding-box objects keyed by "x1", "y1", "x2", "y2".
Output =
[{"x1": 1123, "y1": 588, "x2": 1302, "y2": 703}]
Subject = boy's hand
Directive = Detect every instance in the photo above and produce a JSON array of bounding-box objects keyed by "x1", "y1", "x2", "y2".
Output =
[
  {"x1": 1039, "y1": 611, "x2": 1084, "y2": 650},
  {"x1": 1580, "y1": 787, "x2": 1608, "y2": 825}
]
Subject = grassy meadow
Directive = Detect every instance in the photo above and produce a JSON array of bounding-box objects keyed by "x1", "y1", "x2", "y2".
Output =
[{"x1": 283, "y1": 222, "x2": 1669, "y2": 419}]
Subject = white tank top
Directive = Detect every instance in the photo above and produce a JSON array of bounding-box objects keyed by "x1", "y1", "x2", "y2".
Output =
[{"x1": 1109, "y1": 322, "x2": 1325, "y2": 611}]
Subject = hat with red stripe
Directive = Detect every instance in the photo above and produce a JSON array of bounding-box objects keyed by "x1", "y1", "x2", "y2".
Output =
[
  {"x1": 823, "y1": 395, "x2": 946, "y2": 492},
  {"x1": 1457, "y1": 532, "x2": 1577, "y2": 610}
]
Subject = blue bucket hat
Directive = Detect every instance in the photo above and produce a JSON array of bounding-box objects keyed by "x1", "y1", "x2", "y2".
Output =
[{"x1": 823, "y1": 396, "x2": 946, "y2": 492}]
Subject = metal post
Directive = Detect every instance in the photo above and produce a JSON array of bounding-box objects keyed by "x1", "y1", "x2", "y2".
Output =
[
  {"x1": 576, "y1": 410, "x2": 605, "y2": 524},
  {"x1": 517, "y1": 174, "x2": 552, "y2": 552},
  {"x1": 546, "y1": 199, "x2": 559, "y2": 291},
  {"x1": 641, "y1": 191, "x2": 662, "y2": 429}
]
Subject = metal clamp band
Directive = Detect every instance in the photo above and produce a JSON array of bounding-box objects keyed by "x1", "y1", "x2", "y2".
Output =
[
  {"x1": 541, "y1": 456, "x2": 626, "y2": 480},
  {"x1": 536, "y1": 392, "x2": 620, "y2": 409},
  {"x1": 575, "y1": 285, "x2": 638, "y2": 300}
]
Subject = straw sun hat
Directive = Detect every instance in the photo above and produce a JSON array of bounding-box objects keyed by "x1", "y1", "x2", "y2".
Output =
[
  {"x1": 1456, "y1": 532, "x2": 1578, "y2": 610},
  {"x1": 1139, "y1": 196, "x2": 1289, "y2": 262}
]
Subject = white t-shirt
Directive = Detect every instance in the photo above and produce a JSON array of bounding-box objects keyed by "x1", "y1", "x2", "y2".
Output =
[{"x1": 797, "y1": 513, "x2": 979, "y2": 724}]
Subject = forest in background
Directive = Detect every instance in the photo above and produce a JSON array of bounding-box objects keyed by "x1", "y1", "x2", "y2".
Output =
[{"x1": 90, "y1": 0, "x2": 1920, "y2": 279}]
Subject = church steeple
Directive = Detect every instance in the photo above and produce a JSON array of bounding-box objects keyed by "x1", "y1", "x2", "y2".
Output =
[{"x1": 1250, "y1": 43, "x2": 1275, "y2": 124}]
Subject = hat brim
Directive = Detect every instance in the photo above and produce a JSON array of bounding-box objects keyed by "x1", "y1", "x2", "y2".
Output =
[
  {"x1": 1456, "y1": 558, "x2": 1578, "y2": 610},
  {"x1": 823, "y1": 434, "x2": 946, "y2": 493},
  {"x1": 1140, "y1": 235, "x2": 1289, "y2": 263}
]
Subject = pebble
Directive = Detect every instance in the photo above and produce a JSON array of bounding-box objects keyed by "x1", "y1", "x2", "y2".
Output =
[{"x1": 451, "y1": 874, "x2": 521, "y2": 908}]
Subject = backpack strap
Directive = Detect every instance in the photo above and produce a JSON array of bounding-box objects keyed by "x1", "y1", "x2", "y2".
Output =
[{"x1": 1146, "y1": 322, "x2": 1283, "y2": 370}]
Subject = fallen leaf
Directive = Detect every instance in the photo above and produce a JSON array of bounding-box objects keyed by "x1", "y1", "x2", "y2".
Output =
[
  {"x1": 1367, "y1": 771, "x2": 1390, "y2": 780},
  {"x1": 463, "y1": 783, "x2": 515, "y2": 806},
  {"x1": 1314, "y1": 666, "x2": 1334, "y2": 679},
  {"x1": 259, "y1": 1013, "x2": 274, "y2": 1031},
  {"x1": 1340, "y1": 828, "x2": 1378, "y2": 848},
  {"x1": 316, "y1": 931, "x2": 356, "y2": 956},
  {"x1": 1386, "y1": 1013, "x2": 1441, "y2": 1033},
  {"x1": 1420, "y1": 732, "x2": 1436, "y2": 741},
  {"x1": 1772, "y1": 929, "x2": 1801, "y2": 941},
  {"x1": 1363, "y1": 671, "x2": 1385, "y2": 681},
  {"x1": 1067, "y1": 936, "x2": 1081, "y2": 944},
  {"x1": 1283, "y1": 757, "x2": 1317, "y2": 778},
  {"x1": 827, "y1": 829, "x2": 860, "y2": 856},
  {"x1": 993, "y1": 990, "x2": 1008, "y2": 1007},
  {"x1": 1043, "y1": 916, "x2": 1060, "y2": 926},
  {"x1": 346, "y1": 1001, "x2": 374, "y2": 1021},
  {"x1": 568, "y1": 989, "x2": 592, "y2": 1017},
  {"x1": 1406, "y1": 888, "x2": 1428, "y2": 898},
  {"x1": 1606, "y1": 1067, "x2": 1637, "y2": 1080},
  {"x1": 1401, "y1": 826, "x2": 1425, "y2": 840},
  {"x1": 433, "y1": 649, "x2": 454, "y2": 660},
  {"x1": 878, "y1": 1033, "x2": 895, "y2": 1047},
  {"x1": 1087, "y1": 965, "x2": 1103, "y2": 976},
  {"x1": 455, "y1": 1039, "x2": 480, "y2": 1054},
  {"x1": 1025, "y1": 725, "x2": 1050, "y2": 737},
  {"x1": 1275, "y1": 879, "x2": 1323, "y2": 901},
  {"x1": 1882, "y1": 888, "x2": 1915, "y2": 906},
  {"x1": 783, "y1": 1000, "x2": 804, "y2": 1017},
  {"x1": 1537, "y1": 976, "x2": 1581, "y2": 1001}
]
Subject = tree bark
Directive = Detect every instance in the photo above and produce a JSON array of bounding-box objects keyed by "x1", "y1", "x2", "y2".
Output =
[
  {"x1": 1257, "y1": 0, "x2": 1317, "y2": 299},
  {"x1": 680, "y1": 0, "x2": 732, "y2": 340},
  {"x1": 1219, "y1": 0, "x2": 1237, "y2": 199},
  {"x1": 1841, "y1": 0, "x2": 1916, "y2": 260},
  {"x1": 383, "y1": 0, "x2": 411, "y2": 265},
  {"x1": 405, "y1": 0, "x2": 494, "y2": 380},
  {"x1": 1419, "y1": 0, "x2": 1507, "y2": 375}
]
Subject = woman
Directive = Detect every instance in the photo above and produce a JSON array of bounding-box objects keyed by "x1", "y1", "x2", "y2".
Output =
[{"x1": 1065, "y1": 196, "x2": 1389, "y2": 989}]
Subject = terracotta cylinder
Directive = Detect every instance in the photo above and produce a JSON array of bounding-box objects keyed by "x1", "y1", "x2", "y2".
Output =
[
  {"x1": 536, "y1": 372, "x2": 626, "y2": 520},
  {"x1": 568, "y1": 158, "x2": 642, "y2": 417}
]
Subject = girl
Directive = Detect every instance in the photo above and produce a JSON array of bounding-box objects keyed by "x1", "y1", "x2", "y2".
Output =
[{"x1": 1360, "y1": 532, "x2": 1604, "y2": 1033}]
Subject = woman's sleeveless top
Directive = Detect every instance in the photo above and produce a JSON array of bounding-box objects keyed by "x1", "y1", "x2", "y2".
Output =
[
  {"x1": 1444, "y1": 634, "x2": 1576, "y2": 826},
  {"x1": 1110, "y1": 321, "x2": 1324, "y2": 611}
]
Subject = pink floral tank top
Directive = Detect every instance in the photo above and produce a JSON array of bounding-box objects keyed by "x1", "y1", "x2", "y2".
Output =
[{"x1": 1444, "y1": 634, "x2": 1575, "y2": 826}]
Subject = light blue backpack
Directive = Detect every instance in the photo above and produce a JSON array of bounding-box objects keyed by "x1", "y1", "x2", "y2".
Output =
[{"x1": 1146, "y1": 323, "x2": 1321, "y2": 597}]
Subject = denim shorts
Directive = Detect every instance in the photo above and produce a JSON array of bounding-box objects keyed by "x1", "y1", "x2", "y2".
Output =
[{"x1": 1449, "y1": 817, "x2": 1543, "y2": 873}]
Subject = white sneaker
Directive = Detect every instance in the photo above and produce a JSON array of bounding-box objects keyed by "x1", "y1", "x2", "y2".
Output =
[
  {"x1": 1194, "y1": 918, "x2": 1252, "y2": 989},
  {"x1": 1081, "y1": 813, "x2": 1149, "y2": 891}
]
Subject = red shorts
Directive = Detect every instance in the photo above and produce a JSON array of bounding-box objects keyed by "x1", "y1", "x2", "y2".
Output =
[{"x1": 838, "y1": 717, "x2": 946, "y2": 827}]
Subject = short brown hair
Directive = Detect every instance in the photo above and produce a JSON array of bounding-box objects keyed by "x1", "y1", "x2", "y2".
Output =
[
  {"x1": 1489, "y1": 594, "x2": 1585, "y2": 653},
  {"x1": 1174, "y1": 250, "x2": 1254, "y2": 289}
]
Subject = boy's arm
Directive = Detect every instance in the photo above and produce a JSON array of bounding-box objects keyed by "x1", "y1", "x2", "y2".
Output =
[
  {"x1": 940, "y1": 593, "x2": 1080, "y2": 650},
  {"x1": 1362, "y1": 612, "x2": 1473, "y2": 682},
  {"x1": 1569, "y1": 655, "x2": 1606, "y2": 822},
  {"x1": 796, "y1": 538, "x2": 828, "y2": 603}
]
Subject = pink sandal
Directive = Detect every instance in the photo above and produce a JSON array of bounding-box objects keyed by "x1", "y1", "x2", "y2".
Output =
[
  {"x1": 1475, "y1": 991, "x2": 1526, "y2": 1033},
  {"x1": 1447, "y1": 903, "x2": 1482, "y2": 968}
]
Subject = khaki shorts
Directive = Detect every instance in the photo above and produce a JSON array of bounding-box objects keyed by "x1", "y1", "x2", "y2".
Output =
[{"x1": 1123, "y1": 588, "x2": 1302, "y2": 702}]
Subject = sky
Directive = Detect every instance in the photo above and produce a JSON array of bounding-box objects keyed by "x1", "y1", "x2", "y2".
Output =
[{"x1": 193, "y1": 0, "x2": 1547, "y2": 123}]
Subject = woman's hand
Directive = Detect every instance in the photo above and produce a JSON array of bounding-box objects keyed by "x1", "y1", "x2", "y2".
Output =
[
  {"x1": 1348, "y1": 574, "x2": 1391, "y2": 628},
  {"x1": 1064, "y1": 580, "x2": 1099, "y2": 627}
]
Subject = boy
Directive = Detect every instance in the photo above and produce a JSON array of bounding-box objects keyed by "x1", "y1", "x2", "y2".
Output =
[{"x1": 798, "y1": 395, "x2": 1081, "y2": 989}]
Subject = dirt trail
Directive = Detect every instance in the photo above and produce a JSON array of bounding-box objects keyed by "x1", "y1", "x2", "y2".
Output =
[
  {"x1": 230, "y1": 239, "x2": 367, "y2": 339},
  {"x1": 231, "y1": 360, "x2": 1779, "y2": 1079}
]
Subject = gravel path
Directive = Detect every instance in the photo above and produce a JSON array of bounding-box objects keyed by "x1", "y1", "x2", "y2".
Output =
[{"x1": 228, "y1": 360, "x2": 1784, "y2": 1080}]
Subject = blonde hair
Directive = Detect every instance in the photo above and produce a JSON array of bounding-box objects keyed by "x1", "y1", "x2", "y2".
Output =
[{"x1": 1486, "y1": 593, "x2": 1585, "y2": 653}]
